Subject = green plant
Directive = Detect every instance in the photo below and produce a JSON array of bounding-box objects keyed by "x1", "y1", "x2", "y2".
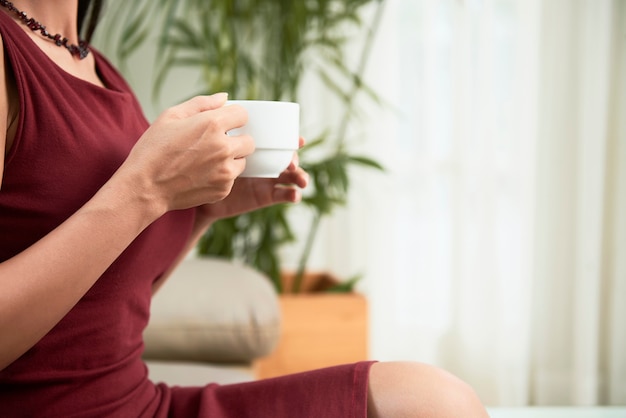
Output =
[{"x1": 97, "y1": 0, "x2": 385, "y2": 293}]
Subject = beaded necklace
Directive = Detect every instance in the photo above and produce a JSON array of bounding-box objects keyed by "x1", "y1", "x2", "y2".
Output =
[{"x1": 0, "y1": 0, "x2": 90, "y2": 59}]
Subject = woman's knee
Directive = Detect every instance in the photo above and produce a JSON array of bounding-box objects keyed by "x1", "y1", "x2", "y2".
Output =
[{"x1": 367, "y1": 361, "x2": 488, "y2": 418}]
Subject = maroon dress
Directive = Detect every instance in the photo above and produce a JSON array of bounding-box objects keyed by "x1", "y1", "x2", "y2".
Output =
[{"x1": 0, "y1": 11, "x2": 374, "y2": 418}]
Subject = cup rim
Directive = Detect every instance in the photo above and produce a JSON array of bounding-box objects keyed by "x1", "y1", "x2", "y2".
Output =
[{"x1": 226, "y1": 99, "x2": 298, "y2": 106}]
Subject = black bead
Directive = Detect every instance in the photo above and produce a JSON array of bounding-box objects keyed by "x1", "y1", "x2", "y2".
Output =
[{"x1": 0, "y1": 1, "x2": 90, "y2": 60}]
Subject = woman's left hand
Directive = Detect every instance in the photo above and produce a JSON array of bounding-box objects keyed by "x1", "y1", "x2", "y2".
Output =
[{"x1": 195, "y1": 137, "x2": 308, "y2": 224}]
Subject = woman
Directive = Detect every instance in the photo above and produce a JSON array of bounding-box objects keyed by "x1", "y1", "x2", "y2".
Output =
[{"x1": 0, "y1": 0, "x2": 489, "y2": 416}]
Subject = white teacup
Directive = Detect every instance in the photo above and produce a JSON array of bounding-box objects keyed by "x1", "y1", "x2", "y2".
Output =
[{"x1": 227, "y1": 100, "x2": 300, "y2": 178}]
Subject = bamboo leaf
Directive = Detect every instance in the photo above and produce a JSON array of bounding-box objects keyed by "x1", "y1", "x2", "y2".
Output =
[
  {"x1": 347, "y1": 155, "x2": 385, "y2": 171},
  {"x1": 325, "y1": 275, "x2": 362, "y2": 293}
]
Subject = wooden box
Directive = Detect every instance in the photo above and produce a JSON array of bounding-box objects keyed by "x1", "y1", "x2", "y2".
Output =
[{"x1": 253, "y1": 272, "x2": 368, "y2": 379}]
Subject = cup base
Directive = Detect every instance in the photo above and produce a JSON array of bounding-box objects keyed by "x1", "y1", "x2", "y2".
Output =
[{"x1": 240, "y1": 148, "x2": 295, "y2": 178}]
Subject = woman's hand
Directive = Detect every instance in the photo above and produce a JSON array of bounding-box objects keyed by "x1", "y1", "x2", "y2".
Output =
[
  {"x1": 117, "y1": 93, "x2": 255, "y2": 217},
  {"x1": 195, "y1": 137, "x2": 309, "y2": 224}
]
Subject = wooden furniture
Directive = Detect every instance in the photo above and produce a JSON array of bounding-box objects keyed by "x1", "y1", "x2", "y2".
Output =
[{"x1": 254, "y1": 273, "x2": 368, "y2": 379}]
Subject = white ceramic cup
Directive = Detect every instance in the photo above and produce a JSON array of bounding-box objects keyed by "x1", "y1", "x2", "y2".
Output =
[{"x1": 226, "y1": 100, "x2": 300, "y2": 178}]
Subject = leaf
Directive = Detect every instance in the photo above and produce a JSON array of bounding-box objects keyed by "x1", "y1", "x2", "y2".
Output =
[
  {"x1": 325, "y1": 275, "x2": 362, "y2": 293},
  {"x1": 347, "y1": 155, "x2": 385, "y2": 171}
]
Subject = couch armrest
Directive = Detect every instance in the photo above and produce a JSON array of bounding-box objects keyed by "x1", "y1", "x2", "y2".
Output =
[{"x1": 143, "y1": 257, "x2": 280, "y2": 365}]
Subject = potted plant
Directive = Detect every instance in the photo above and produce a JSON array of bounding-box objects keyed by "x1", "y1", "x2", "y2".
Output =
[{"x1": 97, "y1": 0, "x2": 385, "y2": 377}]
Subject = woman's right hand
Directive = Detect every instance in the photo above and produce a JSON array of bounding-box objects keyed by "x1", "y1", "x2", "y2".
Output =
[{"x1": 118, "y1": 93, "x2": 254, "y2": 215}]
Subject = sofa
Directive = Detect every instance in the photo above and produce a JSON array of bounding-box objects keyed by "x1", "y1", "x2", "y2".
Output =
[{"x1": 142, "y1": 257, "x2": 281, "y2": 386}]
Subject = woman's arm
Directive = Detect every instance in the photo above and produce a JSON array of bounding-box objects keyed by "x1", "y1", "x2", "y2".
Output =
[{"x1": 0, "y1": 92, "x2": 254, "y2": 371}]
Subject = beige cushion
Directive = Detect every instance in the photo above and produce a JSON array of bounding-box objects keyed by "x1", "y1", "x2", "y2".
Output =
[
  {"x1": 143, "y1": 258, "x2": 280, "y2": 364},
  {"x1": 146, "y1": 360, "x2": 255, "y2": 386}
]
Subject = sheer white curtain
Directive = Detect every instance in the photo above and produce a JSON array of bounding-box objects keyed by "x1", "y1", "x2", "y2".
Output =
[
  {"x1": 530, "y1": 0, "x2": 626, "y2": 406},
  {"x1": 308, "y1": 0, "x2": 626, "y2": 406}
]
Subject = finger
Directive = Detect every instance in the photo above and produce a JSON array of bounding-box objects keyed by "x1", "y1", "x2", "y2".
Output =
[
  {"x1": 277, "y1": 166, "x2": 308, "y2": 188},
  {"x1": 207, "y1": 103, "x2": 249, "y2": 132},
  {"x1": 232, "y1": 134, "x2": 256, "y2": 160},
  {"x1": 232, "y1": 156, "x2": 249, "y2": 177},
  {"x1": 284, "y1": 137, "x2": 306, "y2": 171},
  {"x1": 272, "y1": 185, "x2": 303, "y2": 203},
  {"x1": 187, "y1": 104, "x2": 250, "y2": 142},
  {"x1": 286, "y1": 150, "x2": 300, "y2": 171},
  {"x1": 169, "y1": 93, "x2": 229, "y2": 119}
]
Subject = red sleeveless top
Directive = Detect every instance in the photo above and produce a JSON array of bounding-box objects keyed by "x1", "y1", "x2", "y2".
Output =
[
  {"x1": 0, "y1": 10, "x2": 196, "y2": 417},
  {"x1": 0, "y1": 11, "x2": 374, "y2": 418}
]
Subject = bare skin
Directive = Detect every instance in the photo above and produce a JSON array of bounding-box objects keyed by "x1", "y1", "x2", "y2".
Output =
[
  {"x1": 0, "y1": 2, "x2": 488, "y2": 417},
  {"x1": 367, "y1": 362, "x2": 490, "y2": 418}
]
